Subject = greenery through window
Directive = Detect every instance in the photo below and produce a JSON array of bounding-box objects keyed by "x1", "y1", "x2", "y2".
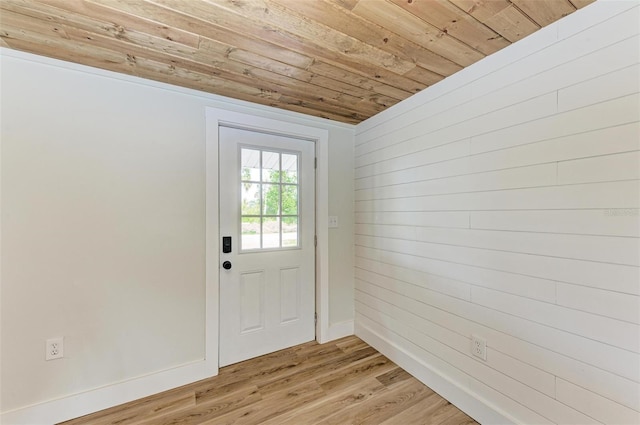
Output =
[{"x1": 240, "y1": 148, "x2": 299, "y2": 250}]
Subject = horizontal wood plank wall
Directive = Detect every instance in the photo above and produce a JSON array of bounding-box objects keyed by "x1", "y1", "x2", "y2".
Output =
[{"x1": 353, "y1": 2, "x2": 640, "y2": 424}]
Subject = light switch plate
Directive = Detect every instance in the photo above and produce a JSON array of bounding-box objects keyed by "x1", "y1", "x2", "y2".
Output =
[{"x1": 328, "y1": 216, "x2": 339, "y2": 228}]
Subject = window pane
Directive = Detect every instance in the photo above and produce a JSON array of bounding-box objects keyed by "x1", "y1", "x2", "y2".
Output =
[
  {"x1": 282, "y1": 185, "x2": 298, "y2": 215},
  {"x1": 262, "y1": 184, "x2": 280, "y2": 215},
  {"x1": 241, "y1": 148, "x2": 260, "y2": 182},
  {"x1": 241, "y1": 217, "x2": 261, "y2": 250},
  {"x1": 241, "y1": 183, "x2": 261, "y2": 215},
  {"x1": 282, "y1": 216, "x2": 298, "y2": 247},
  {"x1": 262, "y1": 151, "x2": 280, "y2": 183},
  {"x1": 282, "y1": 153, "x2": 298, "y2": 183},
  {"x1": 239, "y1": 148, "x2": 302, "y2": 252},
  {"x1": 262, "y1": 217, "x2": 280, "y2": 248}
]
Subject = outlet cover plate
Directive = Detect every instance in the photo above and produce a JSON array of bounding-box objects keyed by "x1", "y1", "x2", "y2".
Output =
[
  {"x1": 471, "y1": 335, "x2": 486, "y2": 361},
  {"x1": 46, "y1": 337, "x2": 64, "y2": 360}
]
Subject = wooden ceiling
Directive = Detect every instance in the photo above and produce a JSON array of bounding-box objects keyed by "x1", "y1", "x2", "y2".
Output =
[{"x1": 0, "y1": 0, "x2": 595, "y2": 124}]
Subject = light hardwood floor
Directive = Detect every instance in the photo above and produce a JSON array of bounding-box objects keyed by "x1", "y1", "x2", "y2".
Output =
[{"x1": 59, "y1": 336, "x2": 479, "y2": 425}]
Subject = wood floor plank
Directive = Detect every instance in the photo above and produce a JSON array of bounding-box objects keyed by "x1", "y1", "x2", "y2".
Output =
[
  {"x1": 194, "y1": 379, "x2": 256, "y2": 406},
  {"x1": 202, "y1": 380, "x2": 325, "y2": 425},
  {"x1": 335, "y1": 335, "x2": 371, "y2": 353},
  {"x1": 59, "y1": 336, "x2": 479, "y2": 425},
  {"x1": 262, "y1": 377, "x2": 387, "y2": 425},
  {"x1": 315, "y1": 378, "x2": 435, "y2": 425},
  {"x1": 375, "y1": 366, "x2": 413, "y2": 388},
  {"x1": 256, "y1": 346, "x2": 380, "y2": 396},
  {"x1": 316, "y1": 353, "x2": 396, "y2": 392},
  {"x1": 141, "y1": 385, "x2": 262, "y2": 425},
  {"x1": 379, "y1": 392, "x2": 466, "y2": 425}
]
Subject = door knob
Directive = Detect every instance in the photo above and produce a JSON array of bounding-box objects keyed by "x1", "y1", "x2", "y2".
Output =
[{"x1": 222, "y1": 261, "x2": 232, "y2": 270}]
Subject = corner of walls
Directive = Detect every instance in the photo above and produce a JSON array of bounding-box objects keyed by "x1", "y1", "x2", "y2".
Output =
[
  {"x1": 356, "y1": 321, "x2": 515, "y2": 425},
  {"x1": 327, "y1": 320, "x2": 355, "y2": 341}
]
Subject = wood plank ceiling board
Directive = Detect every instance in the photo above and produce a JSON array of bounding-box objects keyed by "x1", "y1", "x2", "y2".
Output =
[
  {"x1": 208, "y1": 0, "x2": 415, "y2": 74},
  {"x1": 166, "y1": 0, "x2": 427, "y2": 93},
  {"x1": 0, "y1": 0, "x2": 597, "y2": 123},
  {"x1": 388, "y1": 0, "x2": 510, "y2": 55},
  {"x1": 448, "y1": 0, "x2": 541, "y2": 42},
  {"x1": 273, "y1": 0, "x2": 449, "y2": 81},
  {"x1": 511, "y1": 0, "x2": 577, "y2": 27},
  {"x1": 352, "y1": 0, "x2": 484, "y2": 67}
]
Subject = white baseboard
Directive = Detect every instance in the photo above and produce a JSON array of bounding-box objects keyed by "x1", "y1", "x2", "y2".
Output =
[
  {"x1": 356, "y1": 321, "x2": 516, "y2": 425},
  {"x1": 0, "y1": 360, "x2": 213, "y2": 425},
  {"x1": 326, "y1": 320, "x2": 354, "y2": 342}
]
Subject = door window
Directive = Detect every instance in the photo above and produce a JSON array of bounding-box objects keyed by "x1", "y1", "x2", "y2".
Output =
[{"x1": 240, "y1": 147, "x2": 300, "y2": 251}]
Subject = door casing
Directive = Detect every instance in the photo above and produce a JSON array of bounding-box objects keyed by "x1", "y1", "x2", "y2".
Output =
[{"x1": 205, "y1": 108, "x2": 330, "y2": 375}]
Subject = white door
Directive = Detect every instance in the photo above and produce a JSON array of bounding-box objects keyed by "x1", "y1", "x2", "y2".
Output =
[{"x1": 218, "y1": 126, "x2": 316, "y2": 367}]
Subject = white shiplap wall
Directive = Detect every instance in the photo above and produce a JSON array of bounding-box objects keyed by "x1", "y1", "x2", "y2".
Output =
[{"x1": 353, "y1": 2, "x2": 640, "y2": 424}]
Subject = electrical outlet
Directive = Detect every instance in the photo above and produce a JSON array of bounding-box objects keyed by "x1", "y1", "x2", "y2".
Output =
[
  {"x1": 471, "y1": 335, "x2": 486, "y2": 361},
  {"x1": 328, "y1": 216, "x2": 339, "y2": 228},
  {"x1": 46, "y1": 337, "x2": 64, "y2": 361}
]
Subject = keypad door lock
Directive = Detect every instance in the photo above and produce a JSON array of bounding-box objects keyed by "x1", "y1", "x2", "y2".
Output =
[{"x1": 222, "y1": 236, "x2": 232, "y2": 253}]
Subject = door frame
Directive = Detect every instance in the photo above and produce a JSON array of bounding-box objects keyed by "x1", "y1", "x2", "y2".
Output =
[{"x1": 205, "y1": 108, "x2": 330, "y2": 375}]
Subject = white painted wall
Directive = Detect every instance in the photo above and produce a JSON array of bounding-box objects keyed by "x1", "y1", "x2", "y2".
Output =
[
  {"x1": 354, "y1": 2, "x2": 640, "y2": 424},
  {"x1": 328, "y1": 135, "x2": 355, "y2": 326},
  {"x1": 0, "y1": 49, "x2": 354, "y2": 420}
]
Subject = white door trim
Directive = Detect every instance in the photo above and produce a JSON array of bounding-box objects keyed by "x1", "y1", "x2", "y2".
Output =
[{"x1": 205, "y1": 108, "x2": 330, "y2": 375}]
